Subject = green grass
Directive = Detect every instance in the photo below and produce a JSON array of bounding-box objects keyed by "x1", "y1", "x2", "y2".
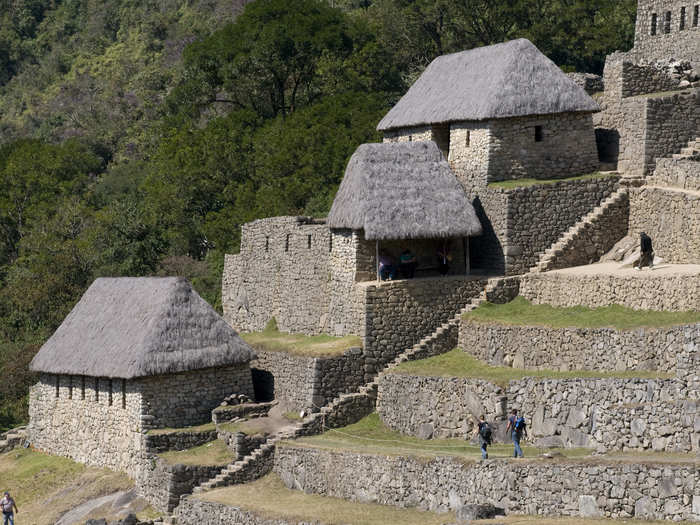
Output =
[
  {"x1": 146, "y1": 421, "x2": 216, "y2": 435},
  {"x1": 159, "y1": 439, "x2": 233, "y2": 466},
  {"x1": 241, "y1": 328, "x2": 362, "y2": 357},
  {"x1": 464, "y1": 296, "x2": 700, "y2": 330},
  {"x1": 201, "y1": 473, "x2": 456, "y2": 525},
  {"x1": 487, "y1": 171, "x2": 616, "y2": 190},
  {"x1": 293, "y1": 413, "x2": 589, "y2": 460},
  {"x1": 392, "y1": 349, "x2": 670, "y2": 386}
]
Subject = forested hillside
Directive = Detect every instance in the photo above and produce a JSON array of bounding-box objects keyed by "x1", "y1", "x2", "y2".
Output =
[{"x1": 0, "y1": 0, "x2": 636, "y2": 429}]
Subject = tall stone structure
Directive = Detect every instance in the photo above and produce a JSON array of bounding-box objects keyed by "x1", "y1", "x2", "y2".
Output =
[{"x1": 633, "y1": 0, "x2": 700, "y2": 65}]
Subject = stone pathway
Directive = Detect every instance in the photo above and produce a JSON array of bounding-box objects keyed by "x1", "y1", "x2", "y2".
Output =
[{"x1": 548, "y1": 261, "x2": 700, "y2": 277}]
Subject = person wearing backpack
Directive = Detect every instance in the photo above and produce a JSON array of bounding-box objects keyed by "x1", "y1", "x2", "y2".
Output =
[
  {"x1": 473, "y1": 414, "x2": 492, "y2": 459},
  {"x1": 505, "y1": 409, "x2": 527, "y2": 458},
  {"x1": 1, "y1": 491, "x2": 18, "y2": 525}
]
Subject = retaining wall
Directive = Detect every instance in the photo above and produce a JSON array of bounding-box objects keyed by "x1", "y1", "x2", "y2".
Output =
[
  {"x1": 274, "y1": 445, "x2": 699, "y2": 521},
  {"x1": 628, "y1": 185, "x2": 700, "y2": 264},
  {"x1": 144, "y1": 430, "x2": 218, "y2": 454},
  {"x1": 633, "y1": 1, "x2": 700, "y2": 65},
  {"x1": 649, "y1": 158, "x2": 700, "y2": 192},
  {"x1": 519, "y1": 271, "x2": 700, "y2": 311},
  {"x1": 458, "y1": 320, "x2": 699, "y2": 373},
  {"x1": 176, "y1": 500, "x2": 312, "y2": 525}
]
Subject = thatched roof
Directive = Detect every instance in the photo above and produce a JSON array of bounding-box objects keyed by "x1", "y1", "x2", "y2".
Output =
[
  {"x1": 377, "y1": 38, "x2": 599, "y2": 131},
  {"x1": 30, "y1": 277, "x2": 256, "y2": 379},
  {"x1": 327, "y1": 141, "x2": 482, "y2": 240}
]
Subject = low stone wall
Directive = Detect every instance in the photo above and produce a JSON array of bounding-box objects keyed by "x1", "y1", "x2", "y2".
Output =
[
  {"x1": 212, "y1": 401, "x2": 275, "y2": 424},
  {"x1": 144, "y1": 430, "x2": 218, "y2": 454},
  {"x1": 137, "y1": 458, "x2": 224, "y2": 513},
  {"x1": 377, "y1": 374, "x2": 506, "y2": 439},
  {"x1": 566, "y1": 72, "x2": 603, "y2": 94},
  {"x1": 628, "y1": 185, "x2": 700, "y2": 265},
  {"x1": 175, "y1": 499, "x2": 305, "y2": 525},
  {"x1": 649, "y1": 158, "x2": 700, "y2": 192},
  {"x1": 519, "y1": 271, "x2": 700, "y2": 311},
  {"x1": 217, "y1": 429, "x2": 266, "y2": 459},
  {"x1": 274, "y1": 445, "x2": 698, "y2": 521},
  {"x1": 458, "y1": 320, "x2": 699, "y2": 373}
]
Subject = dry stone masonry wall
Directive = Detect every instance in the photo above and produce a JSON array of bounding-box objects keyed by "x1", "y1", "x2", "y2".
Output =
[
  {"x1": 633, "y1": 0, "x2": 700, "y2": 65},
  {"x1": 175, "y1": 499, "x2": 319, "y2": 525},
  {"x1": 649, "y1": 158, "x2": 700, "y2": 191},
  {"x1": 519, "y1": 271, "x2": 700, "y2": 311},
  {"x1": 628, "y1": 185, "x2": 700, "y2": 264},
  {"x1": 274, "y1": 445, "x2": 699, "y2": 521},
  {"x1": 458, "y1": 320, "x2": 699, "y2": 374}
]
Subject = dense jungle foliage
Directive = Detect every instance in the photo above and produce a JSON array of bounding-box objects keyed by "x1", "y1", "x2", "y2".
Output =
[{"x1": 0, "y1": 0, "x2": 636, "y2": 429}]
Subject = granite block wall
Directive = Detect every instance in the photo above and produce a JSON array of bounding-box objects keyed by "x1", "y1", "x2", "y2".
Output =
[
  {"x1": 519, "y1": 271, "x2": 700, "y2": 311},
  {"x1": 649, "y1": 158, "x2": 700, "y2": 191},
  {"x1": 140, "y1": 365, "x2": 254, "y2": 430},
  {"x1": 251, "y1": 350, "x2": 317, "y2": 412},
  {"x1": 634, "y1": 0, "x2": 700, "y2": 65},
  {"x1": 29, "y1": 374, "x2": 144, "y2": 476},
  {"x1": 274, "y1": 445, "x2": 699, "y2": 520},
  {"x1": 222, "y1": 217, "x2": 332, "y2": 335},
  {"x1": 471, "y1": 176, "x2": 619, "y2": 275},
  {"x1": 628, "y1": 185, "x2": 700, "y2": 264},
  {"x1": 176, "y1": 500, "x2": 314, "y2": 525},
  {"x1": 144, "y1": 429, "x2": 218, "y2": 454},
  {"x1": 458, "y1": 320, "x2": 699, "y2": 373}
]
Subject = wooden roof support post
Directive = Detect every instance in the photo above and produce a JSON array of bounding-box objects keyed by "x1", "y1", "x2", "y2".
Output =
[
  {"x1": 376, "y1": 240, "x2": 380, "y2": 282},
  {"x1": 464, "y1": 237, "x2": 471, "y2": 275}
]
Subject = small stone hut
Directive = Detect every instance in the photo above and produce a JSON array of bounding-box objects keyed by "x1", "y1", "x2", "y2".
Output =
[
  {"x1": 378, "y1": 38, "x2": 601, "y2": 190},
  {"x1": 328, "y1": 140, "x2": 483, "y2": 279},
  {"x1": 29, "y1": 277, "x2": 256, "y2": 475}
]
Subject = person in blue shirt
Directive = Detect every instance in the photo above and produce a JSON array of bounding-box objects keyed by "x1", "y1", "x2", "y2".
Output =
[{"x1": 505, "y1": 409, "x2": 527, "y2": 458}]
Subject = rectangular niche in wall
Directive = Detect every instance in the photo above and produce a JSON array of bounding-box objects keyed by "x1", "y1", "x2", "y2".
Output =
[
  {"x1": 664, "y1": 11, "x2": 671, "y2": 33},
  {"x1": 534, "y1": 126, "x2": 544, "y2": 142},
  {"x1": 694, "y1": 5, "x2": 699, "y2": 27},
  {"x1": 680, "y1": 6, "x2": 686, "y2": 29},
  {"x1": 432, "y1": 124, "x2": 450, "y2": 159},
  {"x1": 651, "y1": 12, "x2": 658, "y2": 34}
]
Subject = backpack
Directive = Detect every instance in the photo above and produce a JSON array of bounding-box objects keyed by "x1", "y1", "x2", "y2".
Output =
[
  {"x1": 514, "y1": 416, "x2": 526, "y2": 432},
  {"x1": 479, "y1": 422, "x2": 492, "y2": 442}
]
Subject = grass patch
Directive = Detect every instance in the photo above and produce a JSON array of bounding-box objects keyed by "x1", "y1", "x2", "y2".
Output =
[
  {"x1": 392, "y1": 349, "x2": 670, "y2": 386},
  {"x1": 241, "y1": 328, "x2": 362, "y2": 357},
  {"x1": 464, "y1": 296, "x2": 700, "y2": 330},
  {"x1": 146, "y1": 421, "x2": 216, "y2": 435},
  {"x1": 217, "y1": 419, "x2": 270, "y2": 436},
  {"x1": 201, "y1": 472, "x2": 455, "y2": 525},
  {"x1": 293, "y1": 413, "x2": 588, "y2": 460},
  {"x1": 0, "y1": 448, "x2": 157, "y2": 525},
  {"x1": 487, "y1": 171, "x2": 616, "y2": 190},
  {"x1": 159, "y1": 439, "x2": 233, "y2": 466}
]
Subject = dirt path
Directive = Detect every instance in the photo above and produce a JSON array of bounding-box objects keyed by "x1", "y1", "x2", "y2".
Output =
[{"x1": 549, "y1": 262, "x2": 700, "y2": 278}]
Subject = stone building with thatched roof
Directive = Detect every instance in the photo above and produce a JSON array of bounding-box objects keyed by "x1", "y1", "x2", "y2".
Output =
[
  {"x1": 378, "y1": 38, "x2": 601, "y2": 190},
  {"x1": 29, "y1": 277, "x2": 256, "y2": 475}
]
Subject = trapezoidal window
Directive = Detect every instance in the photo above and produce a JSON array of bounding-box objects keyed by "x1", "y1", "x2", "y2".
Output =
[
  {"x1": 680, "y1": 6, "x2": 686, "y2": 29},
  {"x1": 664, "y1": 11, "x2": 671, "y2": 33},
  {"x1": 285, "y1": 234, "x2": 290, "y2": 252},
  {"x1": 265, "y1": 236, "x2": 269, "y2": 252},
  {"x1": 651, "y1": 13, "x2": 658, "y2": 34},
  {"x1": 307, "y1": 234, "x2": 312, "y2": 249},
  {"x1": 694, "y1": 5, "x2": 699, "y2": 26},
  {"x1": 534, "y1": 126, "x2": 544, "y2": 142},
  {"x1": 431, "y1": 124, "x2": 450, "y2": 159},
  {"x1": 329, "y1": 235, "x2": 333, "y2": 253}
]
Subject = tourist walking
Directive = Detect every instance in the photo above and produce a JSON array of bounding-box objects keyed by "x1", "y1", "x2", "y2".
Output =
[
  {"x1": 635, "y1": 232, "x2": 654, "y2": 270},
  {"x1": 473, "y1": 414, "x2": 492, "y2": 459},
  {"x1": 1, "y1": 491, "x2": 18, "y2": 525},
  {"x1": 505, "y1": 409, "x2": 527, "y2": 458}
]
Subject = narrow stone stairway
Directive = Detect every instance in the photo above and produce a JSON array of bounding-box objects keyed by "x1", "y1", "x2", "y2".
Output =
[{"x1": 671, "y1": 136, "x2": 700, "y2": 159}]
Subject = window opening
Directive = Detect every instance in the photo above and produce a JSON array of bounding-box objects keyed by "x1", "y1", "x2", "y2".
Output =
[
  {"x1": 329, "y1": 234, "x2": 333, "y2": 253},
  {"x1": 122, "y1": 379, "x2": 127, "y2": 409},
  {"x1": 285, "y1": 234, "x2": 290, "y2": 252},
  {"x1": 651, "y1": 13, "x2": 658, "y2": 34},
  {"x1": 680, "y1": 6, "x2": 686, "y2": 29},
  {"x1": 664, "y1": 11, "x2": 671, "y2": 33},
  {"x1": 694, "y1": 5, "x2": 698, "y2": 26},
  {"x1": 534, "y1": 126, "x2": 544, "y2": 142},
  {"x1": 307, "y1": 234, "x2": 312, "y2": 249},
  {"x1": 431, "y1": 124, "x2": 450, "y2": 159},
  {"x1": 465, "y1": 130, "x2": 471, "y2": 147},
  {"x1": 265, "y1": 236, "x2": 269, "y2": 252},
  {"x1": 55, "y1": 375, "x2": 60, "y2": 398},
  {"x1": 81, "y1": 376, "x2": 86, "y2": 400}
]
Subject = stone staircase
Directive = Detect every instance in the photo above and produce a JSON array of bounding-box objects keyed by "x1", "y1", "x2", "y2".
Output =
[
  {"x1": 0, "y1": 427, "x2": 26, "y2": 453},
  {"x1": 529, "y1": 187, "x2": 630, "y2": 273},
  {"x1": 188, "y1": 277, "x2": 517, "y2": 497},
  {"x1": 671, "y1": 136, "x2": 700, "y2": 160}
]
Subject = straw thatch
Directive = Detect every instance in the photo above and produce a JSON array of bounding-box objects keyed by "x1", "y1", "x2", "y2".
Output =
[
  {"x1": 30, "y1": 277, "x2": 256, "y2": 379},
  {"x1": 377, "y1": 38, "x2": 599, "y2": 131},
  {"x1": 327, "y1": 141, "x2": 482, "y2": 240}
]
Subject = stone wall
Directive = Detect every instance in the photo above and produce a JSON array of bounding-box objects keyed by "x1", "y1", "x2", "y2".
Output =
[
  {"x1": 274, "y1": 445, "x2": 699, "y2": 520},
  {"x1": 649, "y1": 158, "x2": 700, "y2": 191},
  {"x1": 222, "y1": 217, "x2": 332, "y2": 335},
  {"x1": 485, "y1": 113, "x2": 599, "y2": 184},
  {"x1": 360, "y1": 276, "x2": 486, "y2": 377},
  {"x1": 140, "y1": 365, "x2": 254, "y2": 430},
  {"x1": 137, "y1": 458, "x2": 224, "y2": 513},
  {"x1": 217, "y1": 429, "x2": 266, "y2": 459},
  {"x1": 519, "y1": 271, "x2": 700, "y2": 311},
  {"x1": 566, "y1": 72, "x2": 604, "y2": 95},
  {"x1": 458, "y1": 320, "x2": 699, "y2": 373},
  {"x1": 251, "y1": 350, "x2": 317, "y2": 412},
  {"x1": 326, "y1": 229, "x2": 366, "y2": 336},
  {"x1": 628, "y1": 186, "x2": 700, "y2": 264},
  {"x1": 634, "y1": 0, "x2": 700, "y2": 65},
  {"x1": 29, "y1": 374, "x2": 144, "y2": 476},
  {"x1": 144, "y1": 429, "x2": 218, "y2": 454},
  {"x1": 175, "y1": 498, "x2": 315, "y2": 525},
  {"x1": 471, "y1": 176, "x2": 620, "y2": 275}
]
